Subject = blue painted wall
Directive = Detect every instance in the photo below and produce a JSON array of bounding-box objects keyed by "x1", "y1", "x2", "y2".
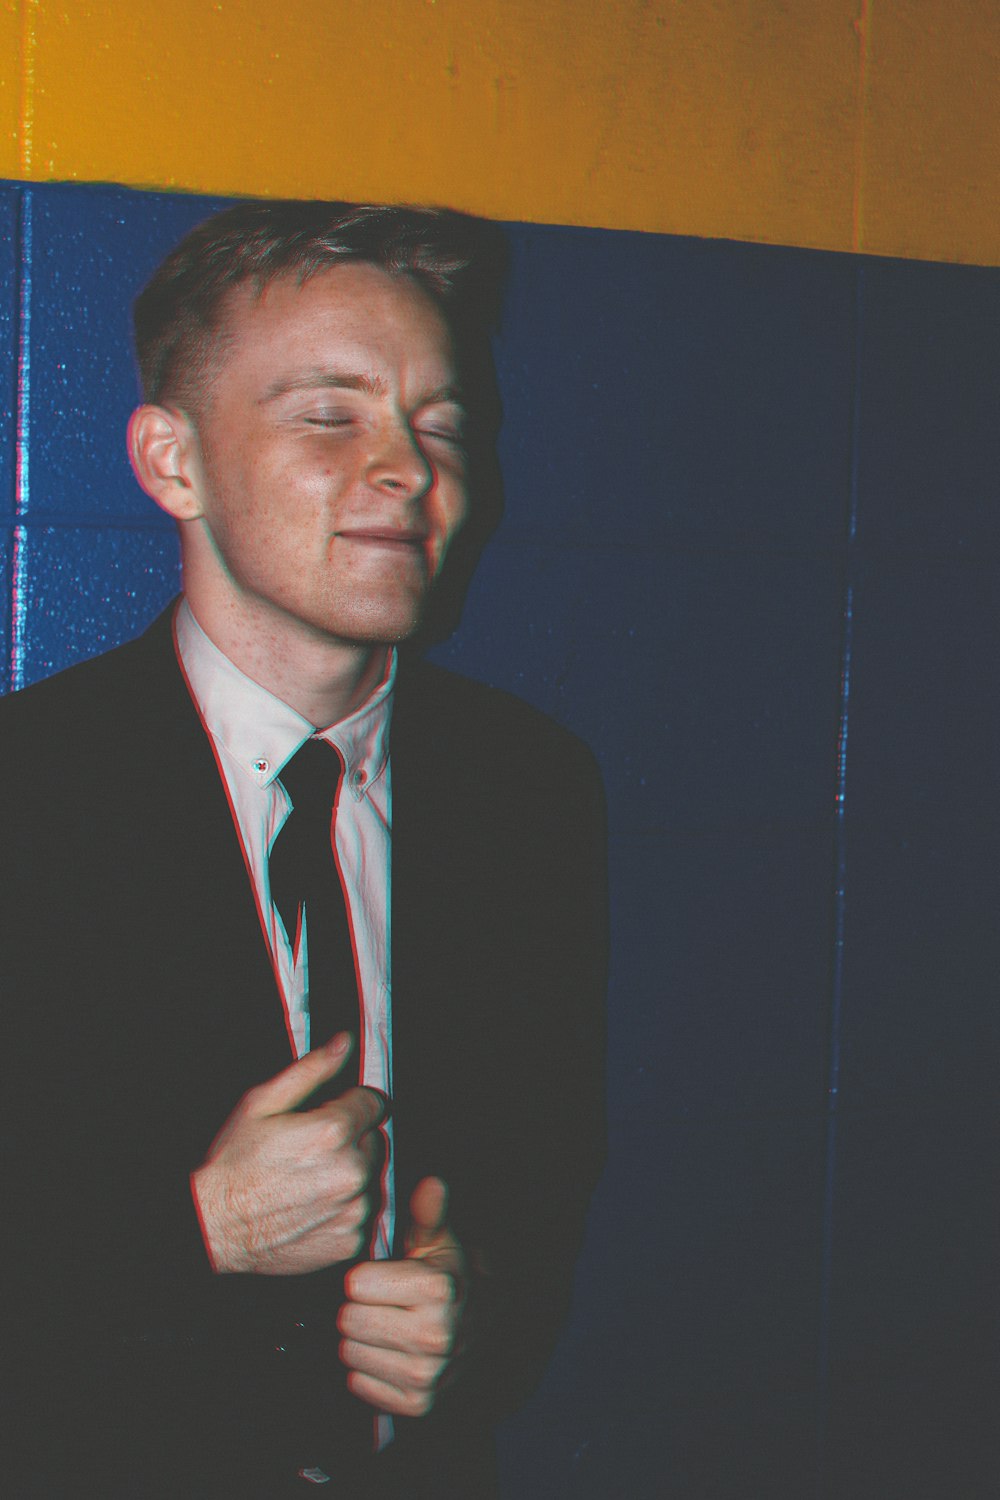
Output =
[{"x1": 2, "y1": 182, "x2": 997, "y2": 1498}]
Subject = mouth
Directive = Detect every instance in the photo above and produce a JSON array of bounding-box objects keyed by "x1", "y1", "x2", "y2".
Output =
[{"x1": 335, "y1": 528, "x2": 428, "y2": 553}]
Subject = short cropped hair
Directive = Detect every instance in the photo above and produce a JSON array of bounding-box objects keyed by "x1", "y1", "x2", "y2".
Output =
[{"x1": 133, "y1": 199, "x2": 509, "y2": 416}]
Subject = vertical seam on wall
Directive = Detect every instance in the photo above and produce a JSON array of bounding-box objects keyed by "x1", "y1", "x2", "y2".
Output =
[
  {"x1": 11, "y1": 1, "x2": 39, "y2": 689},
  {"x1": 11, "y1": 186, "x2": 32, "y2": 693},
  {"x1": 815, "y1": 262, "x2": 866, "y2": 1498},
  {"x1": 852, "y1": 0, "x2": 873, "y2": 254}
]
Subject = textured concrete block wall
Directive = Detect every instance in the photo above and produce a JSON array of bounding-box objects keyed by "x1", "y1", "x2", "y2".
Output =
[{"x1": 2, "y1": 180, "x2": 998, "y2": 1496}]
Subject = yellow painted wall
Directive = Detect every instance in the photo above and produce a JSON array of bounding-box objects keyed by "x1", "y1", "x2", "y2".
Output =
[{"x1": 2, "y1": 0, "x2": 998, "y2": 266}]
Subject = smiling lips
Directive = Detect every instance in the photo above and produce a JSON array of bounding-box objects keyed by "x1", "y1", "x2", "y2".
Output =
[{"x1": 336, "y1": 528, "x2": 428, "y2": 549}]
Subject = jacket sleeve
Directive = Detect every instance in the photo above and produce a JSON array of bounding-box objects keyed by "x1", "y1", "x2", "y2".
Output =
[{"x1": 461, "y1": 732, "x2": 609, "y2": 1419}]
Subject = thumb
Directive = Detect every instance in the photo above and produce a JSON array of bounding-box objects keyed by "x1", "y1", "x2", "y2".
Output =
[
  {"x1": 406, "y1": 1176, "x2": 456, "y2": 1260},
  {"x1": 246, "y1": 1031, "x2": 354, "y2": 1117}
]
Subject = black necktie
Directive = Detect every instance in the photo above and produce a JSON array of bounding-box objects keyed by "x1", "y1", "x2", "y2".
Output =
[{"x1": 268, "y1": 737, "x2": 360, "y2": 1058}]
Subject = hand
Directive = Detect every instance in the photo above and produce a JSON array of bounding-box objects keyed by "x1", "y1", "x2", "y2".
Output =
[
  {"x1": 338, "y1": 1176, "x2": 467, "y2": 1417},
  {"x1": 191, "y1": 1033, "x2": 386, "y2": 1276}
]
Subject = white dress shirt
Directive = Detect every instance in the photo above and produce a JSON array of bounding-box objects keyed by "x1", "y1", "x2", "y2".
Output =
[{"x1": 174, "y1": 600, "x2": 396, "y2": 1268}]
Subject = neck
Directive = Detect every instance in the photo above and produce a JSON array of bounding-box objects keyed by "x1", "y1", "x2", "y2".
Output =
[{"x1": 183, "y1": 591, "x2": 388, "y2": 728}]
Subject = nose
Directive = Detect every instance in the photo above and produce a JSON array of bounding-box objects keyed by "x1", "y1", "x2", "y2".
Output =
[{"x1": 366, "y1": 421, "x2": 433, "y2": 499}]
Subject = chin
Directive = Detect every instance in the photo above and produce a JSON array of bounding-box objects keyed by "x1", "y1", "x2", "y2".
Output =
[{"x1": 323, "y1": 599, "x2": 426, "y2": 647}]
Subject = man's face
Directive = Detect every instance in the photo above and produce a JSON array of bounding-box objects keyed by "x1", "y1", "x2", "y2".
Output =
[{"x1": 186, "y1": 262, "x2": 469, "y2": 650}]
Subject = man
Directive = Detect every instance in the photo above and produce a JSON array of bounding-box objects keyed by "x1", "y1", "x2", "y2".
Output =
[{"x1": 0, "y1": 201, "x2": 606, "y2": 1498}]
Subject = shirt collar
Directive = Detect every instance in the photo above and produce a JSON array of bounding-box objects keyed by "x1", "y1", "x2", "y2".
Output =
[{"x1": 175, "y1": 599, "x2": 395, "y2": 801}]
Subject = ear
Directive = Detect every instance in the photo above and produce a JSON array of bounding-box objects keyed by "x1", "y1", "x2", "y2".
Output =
[{"x1": 127, "y1": 404, "x2": 204, "y2": 522}]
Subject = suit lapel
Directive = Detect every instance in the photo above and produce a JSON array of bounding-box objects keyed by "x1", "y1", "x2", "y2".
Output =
[
  {"x1": 112, "y1": 608, "x2": 295, "y2": 1138},
  {"x1": 388, "y1": 662, "x2": 449, "y2": 1211},
  {"x1": 388, "y1": 661, "x2": 503, "y2": 1224}
]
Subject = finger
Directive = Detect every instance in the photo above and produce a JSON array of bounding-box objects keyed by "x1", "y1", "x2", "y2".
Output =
[
  {"x1": 338, "y1": 1302, "x2": 408, "y2": 1351},
  {"x1": 339, "y1": 1301, "x2": 455, "y2": 1358},
  {"x1": 341, "y1": 1339, "x2": 443, "y2": 1391},
  {"x1": 346, "y1": 1369, "x2": 436, "y2": 1419},
  {"x1": 315, "y1": 1084, "x2": 387, "y2": 1146},
  {"x1": 243, "y1": 1032, "x2": 354, "y2": 1117},
  {"x1": 346, "y1": 1259, "x2": 454, "y2": 1307},
  {"x1": 406, "y1": 1176, "x2": 449, "y2": 1257}
]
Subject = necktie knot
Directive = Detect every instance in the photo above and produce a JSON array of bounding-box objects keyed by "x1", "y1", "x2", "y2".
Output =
[{"x1": 277, "y1": 737, "x2": 344, "y2": 822}]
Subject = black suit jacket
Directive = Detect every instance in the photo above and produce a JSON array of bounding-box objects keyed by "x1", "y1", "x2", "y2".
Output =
[{"x1": 0, "y1": 604, "x2": 607, "y2": 1498}]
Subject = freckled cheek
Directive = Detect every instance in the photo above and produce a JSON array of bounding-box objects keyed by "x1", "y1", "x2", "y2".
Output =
[{"x1": 293, "y1": 464, "x2": 353, "y2": 510}]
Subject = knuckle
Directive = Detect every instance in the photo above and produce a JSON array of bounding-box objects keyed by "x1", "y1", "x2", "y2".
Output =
[
  {"x1": 340, "y1": 1157, "x2": 368, "y2": 1198},
  {"x1": 234, "y1": 1084, "x2": 260, "y2": 1117},
  {"x1": 321, "y1": 1113, "x2": 350, "y2": 1152},
  {"x1": 340, "y1": 1189, "x2": 369, "y2": 1228},
  {"x1": 337, "y1": 1234, "x2": 362, "y2": 1264},
  {"x1": 417, "y1": 1354, "x2": 443, "y2": 1386},
  {"x1": 421, "y1": 1323, "x2": 453, "y2": 1359},
  {"x1": 341, "y1": 1086, "x2": 373, "y2": 1128},
  {"x1": 426, "y1": 1271, "x2": 454, "y2": 1302},
  {"x1": 405, "y1": 1386, "x2": 434, "y2": 1417},
  {"x1": 340, "y1": 1224, "x2": 367, "y2": 1259},
  {"x1": 359, "y1": 1085, "x2": 386, "y2": 1123},
  {"x1": 359, "y1": 1130, "x2": 383, "y2": 1168}
]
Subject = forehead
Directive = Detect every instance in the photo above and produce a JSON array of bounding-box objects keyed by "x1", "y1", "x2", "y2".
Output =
[{"x1": 211, "y1": 263, "x2": 455, "y2": 386}]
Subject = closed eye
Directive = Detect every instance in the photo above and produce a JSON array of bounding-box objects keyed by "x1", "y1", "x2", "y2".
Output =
[
  {"x1": 415, "y1": 425, "x2": 464, "y2": 446},
  {"x1": 413, "y1": 394, "x2": 466, "y2": 447},
  {"x1": 302, "y1": 412, "x2": 358, "y2": 429}
]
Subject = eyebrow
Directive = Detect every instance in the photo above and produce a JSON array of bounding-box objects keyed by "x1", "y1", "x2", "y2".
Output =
[{"x1": 259, "y1": 369, "x2": 466, "y2": 409}]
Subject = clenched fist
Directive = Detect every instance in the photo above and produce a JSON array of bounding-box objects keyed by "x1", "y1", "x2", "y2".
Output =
[
  {"x1": 339, "y1": 1176, "x2": 467, "y2": 1416},
  {"x1": 191, "y1": 1033, "x2": 386, "y2": 1276}
]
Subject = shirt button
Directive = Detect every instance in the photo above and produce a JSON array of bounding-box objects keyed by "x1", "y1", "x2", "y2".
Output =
[
  {"x1": 353, "y1": 768, "x2": 367, "y2": 786},
  {"x1": 252, "y1": 758, "x2": 269, "y2": 775}
]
